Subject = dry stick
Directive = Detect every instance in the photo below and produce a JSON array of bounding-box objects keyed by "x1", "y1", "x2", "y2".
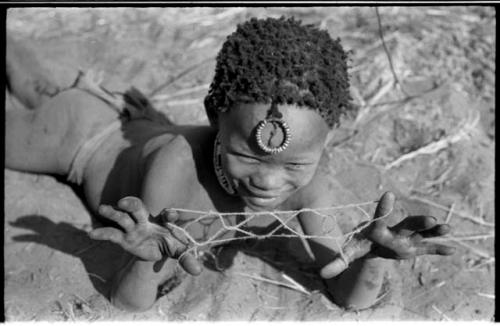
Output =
[
  {"x1": 431, "y1": 304, "x2": 452, "y2": 321},
  {"x1": 476, "y1": 293, "x2": 495, "y2": 300},
  {"x1": 148, "y1": 56, "x2": 215, "y2": 97},
  {"x1": 281, "y1": 273, "x2": 311, "y2": 295},
  {"x1": 447, "y1": 239, "x2": 491, "y2": 259},
  {"x1": 236, "y1": 272, "x2": 310, "y2": 296},
  {"x1": 354, "y1": 79, "x2": 394, "y2": 126},
  {"x1": 151, "y1": 83, "x2": 210, "y2": 101},
  {"x1": 88, "y1": 273, "x2": 106, "y2": 283},
  {"x1": 162, "y1": 99, "x2": 201, "y2": 107},
  {"x1": 375, "y1": 7, "x2": 410, "y2": 97},
  {"x1": 450, "y1": 233, "x2": 495, "y2": 241},
  {"x1": 444, "y1": 203, "x2": 455, "y2": 224},
  {"x1": 408, "y1": 196, "x2": 494, "y2": 227},
  {"x1": 468, "y1": 257, "x2": 495, "y2": 270},
  {"x1": 73, "y1": 242, "x2": 102, "y2": 256},
  {"x1": 424, "y1": 165, "x2": 454, "y2": 189},
  {"x1": 385, "y1": 113, "x2": 480, "y2": 170}
]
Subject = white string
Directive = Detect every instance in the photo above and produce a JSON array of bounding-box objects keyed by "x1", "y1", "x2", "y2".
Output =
[{"x1": 163, "y1": 199, "x2": 393, "y2": 264}]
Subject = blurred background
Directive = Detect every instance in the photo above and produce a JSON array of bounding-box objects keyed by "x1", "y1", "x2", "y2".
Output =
[{"x1": 5, "y1": 7, "x2": 495, "y2": 321}]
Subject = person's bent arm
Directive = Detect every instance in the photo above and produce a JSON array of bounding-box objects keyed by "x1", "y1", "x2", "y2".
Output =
[
  {"x1": 298, "y1": 208, "x2": 386, "y2": 310},
  {"x1": 300, "y1": 191, "x2": 455, "y2": 310}
]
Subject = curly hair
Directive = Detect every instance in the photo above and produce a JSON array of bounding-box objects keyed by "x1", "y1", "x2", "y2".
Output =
[{"x1": 204, "y1": 16, "x2": 353, "y2": 128}]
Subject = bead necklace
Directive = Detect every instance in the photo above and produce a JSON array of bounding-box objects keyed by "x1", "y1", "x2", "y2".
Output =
[{"x1": 213, "y1": 133, "x2": 236, "y2": 195}]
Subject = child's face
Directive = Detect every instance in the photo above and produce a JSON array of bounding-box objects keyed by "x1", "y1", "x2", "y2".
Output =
[{"x1": 217, "y1": 102, "x2": 330, "y2": 211}]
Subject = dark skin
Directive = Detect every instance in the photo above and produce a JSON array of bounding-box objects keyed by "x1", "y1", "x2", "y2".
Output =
[
  {"x1": 6, "y1": 38, "x2": 455, "y2": 312},
  {"x1": 88, "y1": 103, "x2": 455, "y2": 311}
]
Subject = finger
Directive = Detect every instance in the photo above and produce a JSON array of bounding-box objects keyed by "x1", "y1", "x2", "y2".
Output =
[
  {"x1": 391, "y1": 215, "x2": 438, "y2": 237},
  {"x1": 98, "y1": 205, "x2": 135, "y2": 232},
  {"x1": 418, "y1": 224, "x2": 451, "y2": 238},
  {"x1": 179, "y1": 253, "x2": 203, "y2": 276},
  {"x1": 319, "y1": 239, "x2": 372, "y2": 279},
  {"x1": 373, "y1": 191, "x2": 395, "y2": 227},
  {"x1": 416, "y1": 243, "x2": 456, "y2": 256},
  {"x1": 117, "y1": 197, "x2": 150, "y2": 223},
  {"x1": 159, "y1": 209, "x2": 179, "y2": 227},
  {"x1": 88, "y1": 227, "x2": 125, "y2": 244}
]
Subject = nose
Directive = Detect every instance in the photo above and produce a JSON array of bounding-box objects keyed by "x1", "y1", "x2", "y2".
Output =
[{"x1": 249, "y1": 166, "x2": 285, "y2": 192}]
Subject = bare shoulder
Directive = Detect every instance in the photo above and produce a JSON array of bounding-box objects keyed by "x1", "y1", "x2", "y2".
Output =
[
  {"x1": 140, "y1": 127, "x2": 214, "y2": 215},
  {"x1": 142, "y1": 132, "x2": 193, "y2": 169},
  {"x1": 293, "y1": 153, "x2": 354, "y2": 209}
]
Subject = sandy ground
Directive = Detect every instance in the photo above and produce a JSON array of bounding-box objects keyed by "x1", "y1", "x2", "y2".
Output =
[{"x1": 4, "y1": 7, "x2": 495, "y2": 321}]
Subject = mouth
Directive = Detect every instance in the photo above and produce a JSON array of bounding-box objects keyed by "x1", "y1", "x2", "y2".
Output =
[
  {"x1": 245, "y1": 196, "x2": 278, "y2": 207},
  {"x1": 239, "y1": 187, "x2": 282, "y2": 209}
]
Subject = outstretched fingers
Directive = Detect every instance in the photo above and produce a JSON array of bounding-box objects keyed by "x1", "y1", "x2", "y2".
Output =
[
  {"x1": 418, "y1": 224, "x2": 451, "y2": 238},
  {"x1": 391, "y1": 215, "x2": 438, "y2": 237}
]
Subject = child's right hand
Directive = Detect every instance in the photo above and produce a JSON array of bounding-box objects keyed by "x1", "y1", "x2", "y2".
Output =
[{"x1": 89, "y1": 196, "x2": 202, "y2": 276}]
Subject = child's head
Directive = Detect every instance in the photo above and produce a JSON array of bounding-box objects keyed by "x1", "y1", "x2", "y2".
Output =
[
  {"x1": 204, "y1": 16, "x2": 353, "y2": 129},
  {"x1": 206, "y1": 16, "x2": 353, "y2": 211}
]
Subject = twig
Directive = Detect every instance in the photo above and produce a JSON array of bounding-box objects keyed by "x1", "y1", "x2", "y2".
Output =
[
  {"x1": 476, "y1": 293, "x2": 495, "y2": 300},
  {"x1": 212, "y1": 7, "x2": 246, "y2": 21},
  {"x1": 236, "y1": 272, "x2": 311, "y2": 296},
  {"x1": 424, "y1": 165, "x2": 454, "y2": 190},
  {"x1": 385, "y1": 113, "x2": 479, "y2": 170},
  {"x1": 366, "y1": 78, "x2": 395, "y2": 107},
  {"x1": 151, "y1": 83, "x2": 210, "y2": 101},
  {"x1": 73, "y1": 242, "x2": 102, "y2": 256},
  {"x1": 467, "y1": 257, "x2": 495, "y2": 270},
  {"x1": 281, "y1": 273, "x2": 311, "y2": 295},
  {"x1": 449, "y1": 233, "x2": 494, "y2": 241},
  {"x1": 408, "y1": 280, "x2": 446, "y2": 302},
  {"x1": 162, "y1": 99, "x2": 201, "y2": 107},
  {"x1": 88, "y1": 272, "x2": 106, "y2": 283},
  {"x1": 449, "y1": 239, "x2": 491, "y2": 259},
  {"x1": 432, "y1": 304, "x2": 452, "y2": 321},
  {"x1": 375, "y1": 7, "x2": 410, "y2": 97},
  {"x1": 148, "y1": 56, "x2": 215, "y2": 97},
  {"x1": 371, "y1": 289, "x2": 390, "y2": 306},
  {"x1": 66, "y1": 302, "x2": 76, "y2": 321},
  {"x1": 444, "y1": 203, "x2": 455, "y2": 224},
  {"x1": 408, "y1": 196, "x2": 495, "y2": 227},
  {"x1": 354, "y1": 79, "x2": 394, "y2": 126}
]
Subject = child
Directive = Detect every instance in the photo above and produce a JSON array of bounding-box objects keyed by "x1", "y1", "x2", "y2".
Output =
[{"x1": 6, "y1": 16, "x2": 455, "y2": 312}]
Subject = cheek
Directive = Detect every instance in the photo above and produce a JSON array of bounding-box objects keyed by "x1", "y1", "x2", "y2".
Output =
[
  {"x1": 289, "y1": 168, "x2": 317, "y2": 188},
  {"x1": 223, "y1": 154, "x2": 254, "y2": 179}
]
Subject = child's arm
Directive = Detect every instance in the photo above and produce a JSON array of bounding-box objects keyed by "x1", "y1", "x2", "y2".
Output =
[
  {"x1": 299, "y1": 191, "x2": 455, "y2": 310},
  {"x1": 298, "y1": 205, "x2": 387, "y2": 309},
  {"x1": 89, "y1": 197, "x2": 201, "y2": 311}
]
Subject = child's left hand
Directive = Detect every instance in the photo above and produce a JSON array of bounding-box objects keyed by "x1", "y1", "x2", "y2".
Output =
[{"x1": 320, "y1": 191, "x2": 456, "y2": 279}]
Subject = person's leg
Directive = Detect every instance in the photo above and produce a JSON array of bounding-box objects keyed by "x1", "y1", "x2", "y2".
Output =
[{"x1": 6, "y1": 88, "x2": 118, "y2": 176}]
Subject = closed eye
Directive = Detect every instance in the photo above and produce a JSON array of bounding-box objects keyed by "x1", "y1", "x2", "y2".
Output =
[
  {"x1": 285, "y1": 162, "x2": 312, "y2": 171},
  {"x1": 230, "y1": 151, "x2": 260, "y2": 164}
]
